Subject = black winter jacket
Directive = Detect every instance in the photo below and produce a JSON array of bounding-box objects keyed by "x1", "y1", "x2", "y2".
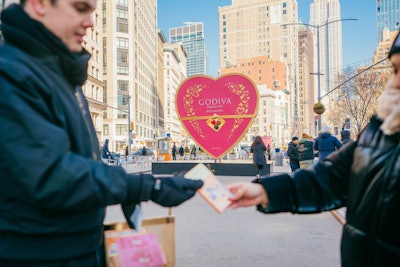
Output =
[
  {"x1": 297, "y1": 138, "x2": 314, "y2": 162},
  {"x1": 251, "y1": 142, "x2": 267, "y2": 166},
  {"x1": 287, "y1": 141, "x2": 299, "y2": 163},
  {"x1": 0, "y1": 5, "x2": 154, "y2": 260},
  {"x1": 257, "y1": 116, "x2": 400, "y2": 266}
]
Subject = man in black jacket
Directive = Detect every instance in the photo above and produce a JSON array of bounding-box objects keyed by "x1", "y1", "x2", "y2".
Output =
[
  {"x1": 0, "y1": 1, "x2": 203, "y2": 266},
  {"x1": 287, "y1": 136, "x2": 300, "y2": 171},
  {"x1": 227, "y1": 32, "x2": 400, "y2": 266}
]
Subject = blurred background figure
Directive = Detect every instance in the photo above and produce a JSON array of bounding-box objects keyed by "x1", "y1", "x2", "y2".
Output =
[
  {"x1": 287, "y1": 136, "x2": 300, "y2": 172},
  {"x1": 250, "y1": 135, "x2": 267, "y2": 178},
  {"x1": 341, "y1": 130, "x2": 353, "y2": 145},
  {"x1": 298, "y1": 133, "x2": 315, "y2": 169},
  {"x1": 313, "y1": 126, "x2": 342, "y2": 161}
]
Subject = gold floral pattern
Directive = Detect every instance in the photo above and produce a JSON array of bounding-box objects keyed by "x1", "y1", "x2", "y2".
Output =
[
  {"x1": 225, "y1": 82, "x2": 251, "y2": 139},
  {"x1": 182, "y1": 84, "x2": 206, "y2": 138}
]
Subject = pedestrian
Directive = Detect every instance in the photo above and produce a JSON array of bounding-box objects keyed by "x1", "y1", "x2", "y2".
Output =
[
  {"x1": 297, "y1": 133, "x2": 314, "y2": 169},
  {"x1": 0, "y1": 1, "x2": 203, "y2": 265},
  {"x1": 250, "y1": 136, "x2": 267, "y2": 178},
  {"x1": 191, "y1": 145, "x2": 197, "y2": 160},
  {"x1": 141, "y1": 145, "x2": 147, "y2": 156},
  {"x1": 226, "y1": 32, "x2": 400, "y2": 266},
  {"x1": 313, "y1": 125, "x2": 342, "y2": 161},
  {"x1": 125, "y1": 145, "x2": 129, "y2": 157},
  {"x1": 266, "y1": 144, "x2": 271, "y2": 161},
  {"x1": 179, "y1": 145, "x2": 184, "y2": 160},
  {"x1": 102, "y1": 139, "x2": 111, "y2": 159},
  {"x1": 341, "y1": 130, "x2": 353, "y2": 145},
  {"x1": 287, "y1": 136, "x2": 300, "y2": 171},
  {"x1": 171, "y1": 142, "x2": 177, "y2": 160}
]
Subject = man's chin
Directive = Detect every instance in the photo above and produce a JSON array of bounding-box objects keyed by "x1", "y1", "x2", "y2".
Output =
[{"x1": 68, "y1": 44, "x2": 84, "y2": 53}]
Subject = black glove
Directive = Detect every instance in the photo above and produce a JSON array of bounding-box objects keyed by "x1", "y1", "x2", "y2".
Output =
[{"x1": 151, "y1": 176, "x2": 204, "y2": 207}]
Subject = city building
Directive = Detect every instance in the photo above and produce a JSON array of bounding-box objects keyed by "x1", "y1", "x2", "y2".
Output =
[
  {"x1": 219, "y1": 0, "x2": 300, "y2": 144},
  {"x1": 374, "y1": 28, "x2": 400, "y2": 62},
  {"x1": 298, "y1": 27, "x2": 316, "y2": 136},
  {"x1": 102, "y1": 0, "x2": 158, "y2": 153},
  {"x1": 163, "y1": 42, "x2": 187, "y2": 144},
  {"x1": 310, "y1": 0, "x2": 343, "y2": 100},
  {"x1": 249, "y1": 85, "x2": 290, "y2": 149},
  {"x1": 220, "y1": 55, "x2": 287, "y2": 89},
  {"x1": 376, "y1": 0, "x2": 400, "y2": 43},
  {"x1": 156, "y1": 30, "x2": 167, "y2": 139},
  {"x1": 82, "y1": 2, "x2": 104, "y2": 142},
  {"x1": 169, "y1": 22, "x2": 207, "y2": 77}
]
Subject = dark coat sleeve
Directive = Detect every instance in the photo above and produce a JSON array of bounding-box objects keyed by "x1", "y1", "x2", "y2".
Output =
[{"x1": 256, "y1": 141, "x2": 356, "y2": 214}]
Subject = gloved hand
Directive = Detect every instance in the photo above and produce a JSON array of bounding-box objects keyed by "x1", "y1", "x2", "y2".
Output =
[{"x1": 151, "y1": 176, "x2": 204, "y2": 207}]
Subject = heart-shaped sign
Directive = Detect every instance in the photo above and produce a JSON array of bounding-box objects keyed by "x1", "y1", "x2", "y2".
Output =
[{"x1": 176, "y1": 74, "x2": 259, "y2": 159}]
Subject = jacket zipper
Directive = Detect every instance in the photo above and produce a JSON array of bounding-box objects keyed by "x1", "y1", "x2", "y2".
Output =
[{"x1": 74, "y1": 88, "x2": 98, "y2": 160}]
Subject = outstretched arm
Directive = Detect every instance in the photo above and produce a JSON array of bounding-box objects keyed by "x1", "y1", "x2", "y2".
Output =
[
  {"x1": 228, "y1": 141, "x2": 356, "y2": 214},
  {"x1": 228, "y1": 182, "x2": 268, "y2": 209}
]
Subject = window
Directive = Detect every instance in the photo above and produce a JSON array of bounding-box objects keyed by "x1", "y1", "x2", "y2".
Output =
[
  {"x1": 116, "y1": 9, "x2": 128, "y2": 19},
  {"x1": 117, "y1": 94, "x2": 130, "y2": 106},
  {"x1": 117, "y1": 22, "x2": 128, "y2": 33},
  {"x1": 117, "y1": 67, "x2": 129, "y2": 75},
  {"x1": 103, "y1": 124, "x2": 109, "y2": 135},
  {"x1": 116, "y1": 124, "x2": 127, "y2": 135},
  {"x1": 116, "y1": 37, "x2": 128, "y2": 49},
  {"x1": 118, "y1": 80, "x2": 129, "y2": 91},
  {"x1": 117, "y1": 0, "x2": 128, "y2": 6},
  {"x1": 117, "y1": 50, "x2": 128, "y2": 63}
]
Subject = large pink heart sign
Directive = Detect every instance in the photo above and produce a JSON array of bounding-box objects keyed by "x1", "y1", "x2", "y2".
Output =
[{"x1": 176, "y1": 74, "x2": 259, "y2": 160}]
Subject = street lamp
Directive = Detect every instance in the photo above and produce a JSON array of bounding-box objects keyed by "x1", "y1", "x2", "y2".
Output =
[{"x1": 282, "y1": 18, "x2": 358, "y2": 130}]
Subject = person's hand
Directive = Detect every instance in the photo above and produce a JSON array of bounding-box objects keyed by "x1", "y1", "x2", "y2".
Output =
[
  {"x1": 227, "y1": 182, "x2": 268, "y2": 209},
  {"x1": 151, "y1": 176, "x2": 204, "y2": 207}
]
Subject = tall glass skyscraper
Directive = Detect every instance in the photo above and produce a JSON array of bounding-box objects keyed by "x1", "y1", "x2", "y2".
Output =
[
  {"x1": 376, "y1": 0, "x2": 400, "y2": 42},
  {"x1": 169, "y1": 22, "x2": 207, "y2": 77}
]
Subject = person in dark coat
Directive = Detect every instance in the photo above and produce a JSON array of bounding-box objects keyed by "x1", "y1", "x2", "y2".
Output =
[
  {"x1": 297, "y1": 133, "x2": 315, "y2": 169},
  {"x1": 141, "y1": 145, "x2": 147, "y2": 156},
  {"x1": 0, "y1": 2, "x2": 203, "y2": 265},
  {"x1": 341, "y1": 130, "x2": 353, "y2": 145},
  {"x1": 171, "y1": 143, "x2": 177, "y2": 160},
  {"x1": 313, "y1": 126, "x2": 342, "y2": 161},
  {"x1": 179, "y1": 145, "x2": 184, "y2": 159},
  {"x1": 250, "y1": 136, "x2": 267, "y2": 178},
  {"x1": 227, "y1": 32, "x2": 400, "y2": 266},
  {"x1": 102, "y1": 139, "x2": 111, "y2": 159},
  {"x1": 287, "y1": 136, "x2": 300, "y2": 171}
]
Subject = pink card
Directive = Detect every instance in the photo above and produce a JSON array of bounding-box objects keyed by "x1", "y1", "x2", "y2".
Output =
[{"x1": 116, "y1": 234, "x2": 166, "y2": 267}]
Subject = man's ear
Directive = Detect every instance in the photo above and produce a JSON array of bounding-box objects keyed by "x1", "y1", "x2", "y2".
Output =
[{"x1": 27, "y1": 0, "x2": 47, "y2": 16}]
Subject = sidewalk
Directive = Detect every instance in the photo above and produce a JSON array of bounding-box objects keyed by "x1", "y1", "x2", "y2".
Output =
[{"x1": 123, "y1": 158, "x2": 292, "y2": 175}]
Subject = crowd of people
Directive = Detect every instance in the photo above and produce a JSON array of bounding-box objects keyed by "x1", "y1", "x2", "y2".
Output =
[{"x1": 286, "y1": 126, "x2": 348, "y2": 172}]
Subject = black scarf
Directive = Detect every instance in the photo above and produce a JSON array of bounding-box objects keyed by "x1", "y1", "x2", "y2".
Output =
[{"x1": 0, "y1": 4, "x2": 91, "y2": 86}]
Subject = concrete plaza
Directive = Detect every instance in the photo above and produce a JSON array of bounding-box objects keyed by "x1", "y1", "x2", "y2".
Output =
[{"x1": 104, "y1": 159, "x2": 344, "y2": 267}]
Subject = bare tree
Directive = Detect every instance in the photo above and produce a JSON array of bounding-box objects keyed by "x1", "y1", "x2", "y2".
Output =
[{"x1": 335, "y1": 66, "x2": 390, "y2": 135}]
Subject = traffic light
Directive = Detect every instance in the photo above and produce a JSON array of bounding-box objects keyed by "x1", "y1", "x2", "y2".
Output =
[{"x1": 130, "y1": 121, "x2": 134, "y2": 131}]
